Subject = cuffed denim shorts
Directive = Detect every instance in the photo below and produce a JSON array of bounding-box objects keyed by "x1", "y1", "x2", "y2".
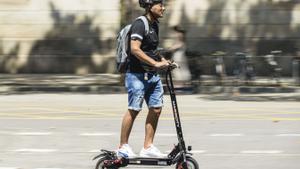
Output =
[{"x1": 125, "y1": 72, "x2": 164, "y2": 111}]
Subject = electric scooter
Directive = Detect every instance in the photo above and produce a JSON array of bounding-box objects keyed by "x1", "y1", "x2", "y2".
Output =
[{"x1": 93, "y1": 64, "x2": 199, "y2": 169}]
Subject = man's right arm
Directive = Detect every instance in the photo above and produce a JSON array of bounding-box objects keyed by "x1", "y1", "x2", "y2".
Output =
[{"x1": 131, "y1": 40, "x2": 169, "y2": 69}]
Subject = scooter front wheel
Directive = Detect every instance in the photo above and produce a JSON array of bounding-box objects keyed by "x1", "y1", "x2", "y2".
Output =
[{"x1": 175, "y1": 156, "x2": 199, "y2": 169}]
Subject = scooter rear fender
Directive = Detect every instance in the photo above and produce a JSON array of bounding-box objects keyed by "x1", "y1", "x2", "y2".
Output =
[
  {"x1": 92, "y1": 153, "x2": 106, "y2": 160},
  {"x1": 92, "y1": 149, "x2": 116, "y2": 160}
]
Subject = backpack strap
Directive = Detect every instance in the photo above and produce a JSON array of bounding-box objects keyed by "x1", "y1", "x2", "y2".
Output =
[{"x1": 136, "y1": 16, "x2": 149, "y2": 35}]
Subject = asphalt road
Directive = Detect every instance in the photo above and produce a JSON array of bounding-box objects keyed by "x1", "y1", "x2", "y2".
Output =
[{"x1": 0, "y1": 94, "x2": 299, "y2": 169}]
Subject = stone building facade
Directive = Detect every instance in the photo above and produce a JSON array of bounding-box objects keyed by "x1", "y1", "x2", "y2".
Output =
[{"x1": 0, "y1": 0, "x2": 299, "y2": 75}]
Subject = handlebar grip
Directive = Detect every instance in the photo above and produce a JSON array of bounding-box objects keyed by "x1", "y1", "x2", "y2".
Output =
[{"x1": 170, "y1": 62, "x2": 179, "y2": 69}]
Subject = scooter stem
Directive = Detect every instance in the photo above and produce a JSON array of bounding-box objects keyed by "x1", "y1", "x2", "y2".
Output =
[{"x1": 165, "y1": 68, "x2": 187, "y2": 153}]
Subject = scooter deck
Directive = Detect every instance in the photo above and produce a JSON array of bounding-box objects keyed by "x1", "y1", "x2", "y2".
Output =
[{"x1": 128, "y1": 157, "x2": 172, "y2": 166}]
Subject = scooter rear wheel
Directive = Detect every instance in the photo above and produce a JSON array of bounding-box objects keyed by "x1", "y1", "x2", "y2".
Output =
[
  {"x1": 175, "y1": 156, "x2": 199, "y2": 169},
  {"x1": 95, "y1": 156, "x2": 119, "y2": 169}
]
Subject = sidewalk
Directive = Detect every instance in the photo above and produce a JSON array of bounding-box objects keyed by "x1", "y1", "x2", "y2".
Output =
[
  {"x1": 192, "y1": 76, "x2": 300, "y2": 101},
  {"x1": 0, "y1": 74, "x2": 125, "y2": 94},
  {"x1": 0, "y1": 73, "x2": 299, "y2": 101}
]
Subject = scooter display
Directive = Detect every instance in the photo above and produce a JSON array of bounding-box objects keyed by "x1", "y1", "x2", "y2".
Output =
[{"x1": 93, "y1": 64, "x2": 199, "y2": 169}]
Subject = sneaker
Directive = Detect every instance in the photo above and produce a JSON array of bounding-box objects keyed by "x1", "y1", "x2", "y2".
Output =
[
  {"x1": 116, "y1": 144, "x2": 137, "y2": 158},
  {"x1": 139, "y1": 144, "x2": 167, "y2": 158}
]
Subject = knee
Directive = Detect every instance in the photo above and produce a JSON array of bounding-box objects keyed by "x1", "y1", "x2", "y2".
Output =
[
  {"x1": 128, "y1": 109, "x2": 140, "y2": 119},
  {"x1": 151, "y1": 107, "x2": 162, "y2": 115}
]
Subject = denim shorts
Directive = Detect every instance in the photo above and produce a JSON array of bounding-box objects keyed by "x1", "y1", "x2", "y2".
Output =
[{"x1": 125, "y1": 72, "x2": 164, "y2": 111}]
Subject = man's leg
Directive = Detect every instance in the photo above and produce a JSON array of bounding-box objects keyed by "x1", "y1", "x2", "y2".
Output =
[
  {"x1": 144, "y1": 107, "x2": 162, "y2": 148},
  {"x1": 118, "y1": 109, "x2": 140, "y2": 157},
  {"x1": 120, "y1": 110, "x2": 139, "y2": 147},
  {"x1": 120, "y1": 109, "x2": 139, "y2": 147},
  {"x1": 121, "y1": 73, "x2": 144, "y2": 147}
]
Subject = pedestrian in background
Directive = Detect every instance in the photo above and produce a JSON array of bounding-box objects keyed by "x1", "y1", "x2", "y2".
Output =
[{"x1": 168, "y1": 26, "x2": 191, "y2": 87}]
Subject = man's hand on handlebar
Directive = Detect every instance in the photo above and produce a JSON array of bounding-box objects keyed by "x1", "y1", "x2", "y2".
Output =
[
  {"x1": 154, "y1": 60, "x2": 172, "y2": 69},
  {"x1": 154, "y1": 60, "x2": 179, "y2": 70},
  {"x1": 170, "y1": 62, "x2": 179, "y2": 69}
]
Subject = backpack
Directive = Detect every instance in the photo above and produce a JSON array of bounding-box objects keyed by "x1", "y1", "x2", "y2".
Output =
[{"x1": 116, "y1": 16, "x2": 149, "y2": 73}]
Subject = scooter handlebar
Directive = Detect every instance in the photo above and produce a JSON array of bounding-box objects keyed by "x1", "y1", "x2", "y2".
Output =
[{"x1": 169, "y1": 62, "x2": 180, "y2": 70}]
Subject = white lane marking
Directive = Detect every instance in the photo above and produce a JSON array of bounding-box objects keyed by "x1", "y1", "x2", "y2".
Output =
[
  {"x1": 35, "y1": 168, "x2": 63, "y2": 169},
  {"x1": 0, "y1": 168, "x2": 20, "y2": 169},
  {"x1": 276, "y1": 134, "x2": 300, "y2": 137},
  {"x1": 80, "y1": 132, "x2": 116, "y2": 136},
  {"x1": 241, "y1": 150, "x2": 283, "y2": 154},
  {"x1": 14, "y1": 149, "x2": 58, "y2": 153},
  {"x1": 89, "y1": 149, "x2": 103, "y2": 153},
  {"x1": 202, "y1": 153, "x2": 300, "y2": 157},
  {"x1": 191, "y1": 150, "x2": 206, "y2": 154},
  {"x1": 13, "y1": 132, "x2": 52, "y2": 136},
  {"x1": 209, "y1": 133, "x2": 245, "y2": 137},
  {"x1": 156, "y1": 133, "x2": 177, "y2": 137}
]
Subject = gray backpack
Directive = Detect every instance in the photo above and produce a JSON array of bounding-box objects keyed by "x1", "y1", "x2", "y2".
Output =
[{"x1": 116, "y1": 16, "x2": 149, "y2": 73}]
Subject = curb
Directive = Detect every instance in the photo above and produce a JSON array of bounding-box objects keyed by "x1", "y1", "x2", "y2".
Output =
[
  {"x1": 0, "y1": 85, "x2": 126, "y2": 94},
  {"x1": 196, "y1": 86, "x2": 299, "y2": 94}
]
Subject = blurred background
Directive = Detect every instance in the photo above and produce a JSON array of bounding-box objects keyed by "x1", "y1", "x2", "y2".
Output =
[
  {"x1": 0, "y1": 1, "x2": 300, "y2": 169},
  {"x1": 0, "y1": 0, "x2": 300, "y2": 93}
]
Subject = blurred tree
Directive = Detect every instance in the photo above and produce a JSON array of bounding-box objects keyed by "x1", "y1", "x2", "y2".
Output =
[{"x1": 120, "y1": 0, "x2": 134, "y2": 27}]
